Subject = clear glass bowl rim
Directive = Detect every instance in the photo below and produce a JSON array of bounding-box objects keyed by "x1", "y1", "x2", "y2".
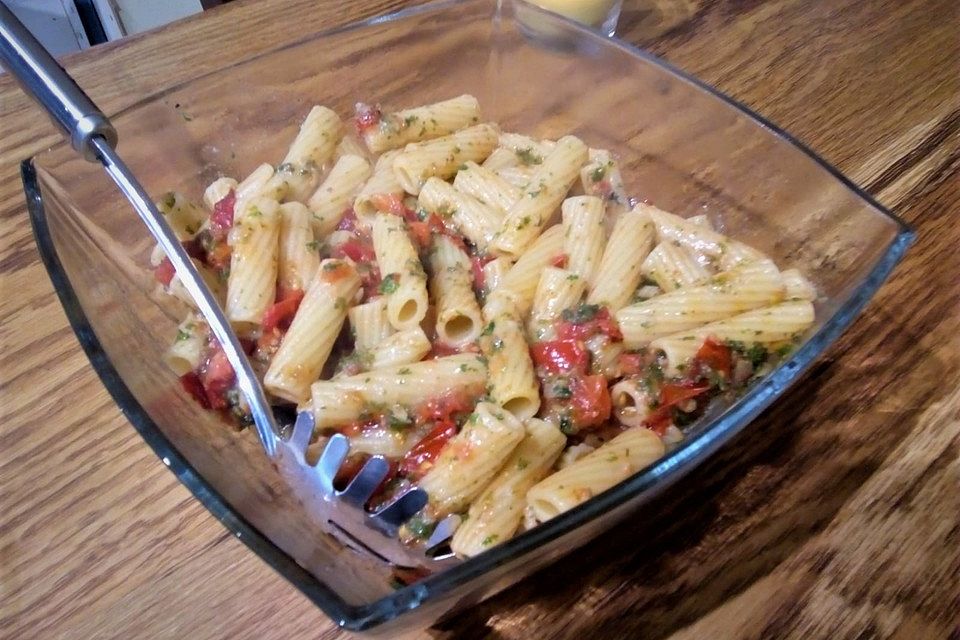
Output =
[{"x1": 20, "y1": 0, "x2": 915, "y2": 631}]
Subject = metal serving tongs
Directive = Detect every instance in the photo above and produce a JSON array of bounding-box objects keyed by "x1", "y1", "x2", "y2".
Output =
[{"x1": 0, "y1": 6, "x2": 449, "y2": 567}]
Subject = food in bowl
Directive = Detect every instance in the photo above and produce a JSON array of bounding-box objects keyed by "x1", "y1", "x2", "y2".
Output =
[{"x1": 150, "y1": 95, "x2": 815, "y2": 557}]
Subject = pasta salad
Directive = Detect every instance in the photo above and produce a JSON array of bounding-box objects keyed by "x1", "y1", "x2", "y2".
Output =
[{"x1": 152, "y1": 95, "x2": 816, "y2": 557}]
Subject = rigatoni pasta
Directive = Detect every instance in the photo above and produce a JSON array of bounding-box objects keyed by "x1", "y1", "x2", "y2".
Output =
[{"x1": 154, "y1": 95, "x2": 817, "y2": 556}]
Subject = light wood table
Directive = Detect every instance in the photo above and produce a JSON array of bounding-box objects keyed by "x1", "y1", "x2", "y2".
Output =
[{"x1": 1, "y1": 0, "x2": 958, "y2": 638}]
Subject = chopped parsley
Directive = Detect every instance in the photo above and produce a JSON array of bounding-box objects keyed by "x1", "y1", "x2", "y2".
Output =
[
  {"x1": 306, "y1": 240, "x2": 321, "y2": 251},
  {"x1": 481, "y1": 321, "x2": 496, "y2": 336},
  {"x1": 561, "y1": 302, "x2": 600, "y2": 324},
  {"x1": 481, "y1": 534, "x2": 499, "y2": 546},
  {"x1": 334, "y1": 296, "x2": 347, "y2": 311},
  {"x1": 589, "y1": 163, "x2": 609, "y2": 183},
  {"x1": 515, "y1": 147, "x2": 542, "y2": 166},
  {"x1": 322, "y1": 260, "x2": 342, "y2": 271},
  {"x1": 379, "y1": 273, "x2": 400, "y2": 294},
  {"x1": 175, "y1": 328, "x2": 192, "y2": 342}
]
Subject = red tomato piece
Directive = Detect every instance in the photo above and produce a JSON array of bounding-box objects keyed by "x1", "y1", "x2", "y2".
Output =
[
  {"x1": 470, "y1": 255, "x2": 491, "y2": 290},
  {"x1": 205, "y1": 241, "x2": 232, "y2": 270},
  {"x1": 416, "y1": 391, "x2": 476, "y2": 425},
  {"x1": 695, "y1": 338, "x2": 733, "y2": 378},
  {"x1": 618, "y1": 352, "x2": 646, "y2": 376},
  {"x1": 400, "y1": 420, "x2": 458, "y2": 479},
  {"x1": 179, "y1": 372, "x2": 211, "y2": 409},
  {"x1": 333, "y1": 238, "x2": 376, "y2": 264},
  {"x1": 644, "y1": 409, "x2": 673, "y2": 436},
  {"x1": 370, "y1": 192, "x2": 408, "y2": 217},
  {"x1": 555, "y1": 307, "x2": 623, "y2": 342},
  {"x1": 354, "y1": 103, "x2": 382, "y2": 135},
  {"x1": 153, "y1": 257, "x2": 176, "y2": 287},
  {"x1": 336, "y1": 209, "x2": 359, "y2": 232},
  {"x1": 200, "y1": 344, "x2": 235, "y2": 410},
  {"x1": 569, "y1": 374, "x2": 612, "y2": 429},
  {"x1": 261, "y1": 290, "x2": 304, "y2": 334},
  {"x1": 210, "y1": 190, "x2": 236, "y2": 231},
  {"x1": 407, "y1": 220, "x2": 434, "y2": 248},
  {"x1": 550, "y1": 253, "x2": 568, "y2": 268},
  {"x1": 530, "y1": 340, "x2": 590, "y2": 374},
  {"x1": 659, "y1": 382, "x2": 710, "y2": 407}
]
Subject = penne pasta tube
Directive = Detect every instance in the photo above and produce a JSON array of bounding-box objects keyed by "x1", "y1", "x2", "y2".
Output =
[
  {"x1": 203, "y1": 177, "x2": 238, "y2": 211},
  {"x1": 641, "y1": 241, "x2": 712, "y2": 293},
  {"x1": 348, "y1": 296, "x2": 394, "y2": 350},
  {"x1": 486, "y1": 224, "x2": 565, "y2": 317},
  {"x1": 166, "y1": 257, "x2": 226, "y2": 309},
  {"x1": 495, "y1": 165, "x2": 536, "y2": 188},
  {"x1": 371, "y1": 213, "x2": 430, "y2": 330},
  {"x1": 451, "y1": 418, "x2": 566, "y2": 556},
  {"x1": 418, "y1": 401, "x2": 526, "y2": 517},
  {"x1": 348, "y1": 425, "x2": 413, "y2": 458},
  {"x1": 781, "y1": 268, "x2": 817, "y2": 301},
  {"x1": 650, "y1": 300, "x2": 816, "y2": 375},
  {"x1": 429, "y1": 235, "x2": 484, "y2": 347},
  {"x1": 579, "y1": 149, "x2": 628, "y2": 210},
  {"x1": 417, "y1": 177, "x2": 504, "y2": 250},
  {"x1": 498, "y1": 132, "x2": 557, "y2": 160},
  {"x1": 225, "y1": 196, "x2": 281, "y2": 328},
  {"x1": 481, "y1": 256, "x2": 513, "y2": 295},
  {"x1": 156, "y1": 191, "x2": 206, "y2": 240},
  {"x1": 527, "y1": 427, "x2": 666, "y2": 523},
  {"x1": 310, "y1": 384, "x2": 366, "y2": 431},
  {"x1": 354, "y1": 150, "x2": 405, "y2": 225},
  {"x1": 561, "y1": 195, "x2": 606, "y2": 284},
  {"x1": 616, "y1": 260, "x2": 785, "y2": 347},
  {"x1": 453, "y1": 161, "x2": 522, "y2": 213},
  {"x1": 393, "y1": 123, "x2": 500, "y2": 195},
  {"x1": 163, "y1": 314, "x2": 207, "y2": 376},
  {"x1": 528, "y1": 267, "x2": 586, "y2": 340},
  {"x1": 367, "y1": 326, "x2": 431, "y2": 371},
  {"x1": 264, "y1": 259, "x2": 360, "y2": 404},
  {"x1": 274, "y1": 105, "x2": 343, "y2": 202},
  {"x1": 489, "y1": 135, "x2": 589, "y2": 258},
  {"x1": 278, "y1": 202, "x2": 320, "y2": 296},
  {"x1": 480, "y1": 310, "x2": 540, "y2": 421},
  {"x1": 307, "y1": 154, "x2": 372, "y2": 235},
  {"x1": 312, "y1": 354, "x2": 488, "y2": 412},
  {"x1": 360, "y1": 94, "x2": 482, "y2": 154},
  {"x1": 233, "y1": 163, "x2": 282, "y2": 220},
  {"x1": 335, "y1": 134, "x2": 368, "y2": 161},
  {"x1": 586, "y1": 205, "x2": 656, "y2": 311},
  {"x1": 645, "y1": 205, "x2": 728, "y2": 258},
  {"x1": 482, "y1": 147, "x2": 521, "y2": 171}
]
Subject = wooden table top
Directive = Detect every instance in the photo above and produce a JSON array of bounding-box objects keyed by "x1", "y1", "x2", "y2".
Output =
[{"x1": 1, "y1": 0, "x2": 958, "y2": 638}]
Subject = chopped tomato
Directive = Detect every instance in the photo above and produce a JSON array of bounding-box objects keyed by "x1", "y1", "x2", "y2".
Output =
[
  {"x1": 153, "y1": 257, "x2": 176, "y2": 287},
  {"x1": 407, "y1": 220, "x2": 434, "y2": 248},
  {"x1": 200, "y1": 344, "x2": 235, "y2": 410},
  {"x1": 206, "y1": 240, "x2": 232, "y2": 270},
  {"x1": 333, "y1": 238, "x2": 376, "y2": 264},
  {"x1": 555, "y1": 307, "x2": 623, "y2": 342},
  {"x1": 531, "y1": 339, "x2": 590, "y2": 375},
  {"x1": 550, "y1": 253, "x2": 568, "y2": 268},
  {"x1": 644, "y1": 409, "x2": 673, "y2": 436},
  {"x1": 416, "y1": 391, "x2": 476, "y2": 425},
  {"x1": 336, "y1": 209, "x2": 359, "y2": 232},
  {"x1": 354, "y1": 103, "x2": 382, "y2": 135},
  {"x1": 319, "y1": 261, "x2": 355, "y2": 284},
  {"x1": 695, "y1": 338, "x2": 732, "y2": 378},
  {"x1": 370, "y1": 193, "x2": 408, "y2": 216},
  {"x1": 569, "y1": 374, "x2": 611, "y2": 429},
  {"x1": 400, "y1": 420, "x2": 458, "y2": 479},
  {"x1": 618, "y1": 352, "x2": 646, "y2": 376},
  {"x1": 261, "y1": 290, "x2": 303, "y2": 334},
  {"x1": 659, "y1": 382, "x2": 710, "y2": 407},
  {"x1": 210, "y1": 190, "x2": 236, "y2": 231},
  {"x1": 470, "y1": 255, "x2": 491, "y2": 290},
  {"x1": 180, "y1": 372, "x2": 211, "y2": 409}
]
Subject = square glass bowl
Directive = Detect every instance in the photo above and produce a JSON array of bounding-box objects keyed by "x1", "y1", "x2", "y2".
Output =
[{"x1": 21, "y1": 0, "x2": 912, "y2": 634}]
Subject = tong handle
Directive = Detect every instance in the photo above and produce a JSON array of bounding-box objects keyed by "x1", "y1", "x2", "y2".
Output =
[{"x1": 0, "y1": 3, "x2": 116, "y2": 160}]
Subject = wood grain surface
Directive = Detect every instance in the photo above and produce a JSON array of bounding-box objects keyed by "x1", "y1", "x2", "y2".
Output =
[{"x1": 1, "y1": 0, "x2": 958, "y2": 638}]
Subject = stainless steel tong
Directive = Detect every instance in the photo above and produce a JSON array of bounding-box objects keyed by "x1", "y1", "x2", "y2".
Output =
[{"x1": 0, "y1": 5, "x2": 447, "y2": 567}]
